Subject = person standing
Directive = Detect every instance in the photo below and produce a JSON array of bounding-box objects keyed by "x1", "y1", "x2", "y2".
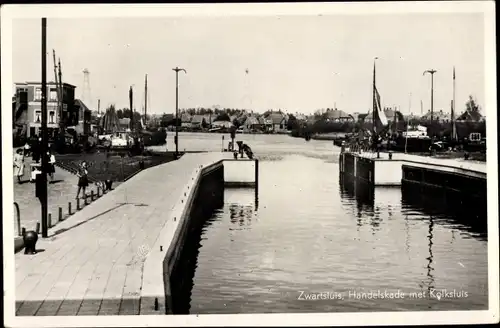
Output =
[
  {"x1": 47, "y1": 150, "x2": 56, "y2": 183},
  {"x1": 76, "y1": 161, "x2": 89, "y2": 199},
  {"x1": 13, "y1": 148, "x2": 25, "y2": 184}
]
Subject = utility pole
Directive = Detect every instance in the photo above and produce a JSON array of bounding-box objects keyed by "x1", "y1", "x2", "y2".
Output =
[
  {"x1": 129, "y1": 86, "x2": 133, "y2": 132},
  {"x1": 40, "y1": 18, "x2": 48, "y2": 238},
  {"x1": 57, "y1": 58, "x2": 63, "y2": 130},
  {"x1": 98, "y1": 99, "x2": 100, "y2": 115},
  {"x1": 144, "y1": 74, "x2": 148, "y2": 125},
  {"x1": 172, "y1": 67, "x2": 187, "y2": 157},
  {"x1": 423, "y1": 69, "x2": 437, "y2": 125}
]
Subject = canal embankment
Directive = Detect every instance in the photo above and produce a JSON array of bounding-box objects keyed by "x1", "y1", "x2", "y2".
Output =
[{"x1": 13, "y1": 152, "x2": 257, "y2": 316}]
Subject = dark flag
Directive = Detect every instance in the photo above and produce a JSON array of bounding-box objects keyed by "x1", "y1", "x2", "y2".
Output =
[{"x1": 372, "y1": 62, "x2": 388, "y2": 134}]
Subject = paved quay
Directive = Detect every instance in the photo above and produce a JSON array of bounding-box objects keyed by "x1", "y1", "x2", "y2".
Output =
[
  {"x1": 14, "y1": 152, "x2": 230, "y2": 316},
  {"x1": 13, "y1": 156, "x2": 98, "y2": 237}
]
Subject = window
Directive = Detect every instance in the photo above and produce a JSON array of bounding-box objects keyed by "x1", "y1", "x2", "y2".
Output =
[
  {"x1": 34, "y1": 110, "x2": 41, "y2": 123},
  {"x1": 49, "y1": 89, "x2": 57, "y2": 101},
  {"x1": 49, "y1": 111, "x2": 55, "y2": 124},
  {"x1": 34, "y1": 88, "x2": 42, "y2": 101}
]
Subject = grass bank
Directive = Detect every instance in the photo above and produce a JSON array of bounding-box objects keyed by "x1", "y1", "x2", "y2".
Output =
[{"x1": 55, "y1": 151, "x2": 180, "y2": 184}]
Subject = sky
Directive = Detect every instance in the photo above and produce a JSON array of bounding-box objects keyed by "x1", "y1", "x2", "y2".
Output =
[{"x1": 11, "y1": 13, "x2": 485, "y2": 116}]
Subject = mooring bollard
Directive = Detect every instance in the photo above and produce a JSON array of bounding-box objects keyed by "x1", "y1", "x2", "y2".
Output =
[
  {"x1": 23, "y1": 230, "x2": 38, "y2": 255},
  {"x1": 48, "y1": 213, "x2": 52, "y2": 228},
  {"x1": 388, "y1": 152, "x2": 393, "y2": 160},
  {"x1": 59, "y1": 207, "x2": 63, "y2": 222},
  {"x1": 91, "y1": 190, "x2": 95, "y2": 201},
  {"x1": 35, "y1": 222, "x2": 40, "y2": 235},
  {"x1": 68, "y1": 202, "x2": 72, "y2": 215},
  {"x1": 77, "y1": 198, "x2": 81, "y2": 210}
]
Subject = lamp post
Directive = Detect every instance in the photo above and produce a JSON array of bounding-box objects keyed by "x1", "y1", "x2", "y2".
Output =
[
  {"x1": 423, "y1": 69, "x2": 437, "y2": 126},
  {"x1": 172, "y1": 67, "x2": 186, "y2": 157}
]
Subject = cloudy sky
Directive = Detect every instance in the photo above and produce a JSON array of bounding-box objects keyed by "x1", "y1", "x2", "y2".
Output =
[{"x1": 11, "y1": 12, "x2": 485, "y2": 115}]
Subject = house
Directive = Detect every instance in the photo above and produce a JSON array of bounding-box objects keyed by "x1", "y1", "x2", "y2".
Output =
[
  {"x1": 72, "y1": 99, "x2": 92, "y2": 135},
  {"x1": 324, "y1": 108, "x2": 354, "y2": 123},
  {"x1": 421, "y1": 110, "x2": 451, "y2": 123},
  {"x1": 243, "y1": 116, "x2": 262, "y2": 131},
  {"x1": 266, "y1": 112, "x2": 288, "y2": 132},
  {"x1": 212, "y1": 120, "x2": 233, "y2": 129},
  {"x1": 180, "y1": 113, "x2": 192, "y2": 128},
  {"x1": 456, "y1": 110, "x2": 483, "y2": 122},
  {"x1": 190, "y1": 115, "x2": 206, "y2": 129},
  {"x1": 13, "y1": 81, "x2": 77, "y2": 138},
  {"x1": 364, "y1": 108, "x2": 403, "y2": 124}
]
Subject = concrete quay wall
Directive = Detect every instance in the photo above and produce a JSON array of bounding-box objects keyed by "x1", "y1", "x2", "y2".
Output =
[
  {"x1": 339, "y1": 151, "x2": 486, "y2": 187},
  {"x1": 140, "y1": 158, "x2": 257, "y2": 315}
]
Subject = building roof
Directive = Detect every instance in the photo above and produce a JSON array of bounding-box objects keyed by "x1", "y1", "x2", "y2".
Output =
[
  {"x1": 181, "y1": 113, "x2": 192, "y2": 122},
  {"x1": 191, "y1": 115, "x2": 205, "y2": 124},
  {"x1": 266, "y1": 112, "x2": 286, "y2": 124},
  {"x1": 244, "y1": 116, "x2": 260, "y2": 126},
  {"x1": 15, "y1": 81, "x2": 77, "y2": 88},
  {"x1": 325, "y1": 109, "x2": 352, "y2": 120}
]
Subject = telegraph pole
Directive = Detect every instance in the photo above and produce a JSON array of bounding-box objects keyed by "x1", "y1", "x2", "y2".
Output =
[
  {"x1": 40, "y1": 18, "x2": 49, "y2": 238},
  {"x1": 172, "y1": 67, "x2": 186, "y2": 157},
  {"x1": 144, "y1": 74, "x2": 148, "y2": 125}
]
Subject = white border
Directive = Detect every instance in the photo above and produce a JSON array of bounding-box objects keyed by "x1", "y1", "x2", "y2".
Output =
[{"x1": 2, "y1": 2, "x2": 498, "y2": 327}]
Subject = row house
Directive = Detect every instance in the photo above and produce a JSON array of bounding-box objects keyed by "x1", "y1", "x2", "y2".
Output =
[{"x1": 13, "y1": 81, "x2": 77, "y2": 138}]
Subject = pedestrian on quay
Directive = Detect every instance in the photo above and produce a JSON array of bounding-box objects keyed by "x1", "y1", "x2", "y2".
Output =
[
  {"x1": 13, "y1": 148, "x2": 25, "y2": 184},
  {"x1": 76, "y1": 161, "x2": 89, "y2": 200},
  {"x1": 46, "y1": 150, "x2": 56, "y2": 183},
  {"x1": 23, "y1": 141, "x2": 31, "y2": 157}
]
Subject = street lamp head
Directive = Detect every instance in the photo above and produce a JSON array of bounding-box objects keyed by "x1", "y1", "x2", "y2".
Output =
[{"x1": 423, "y1": 69, "x2": 437, "y2": 76}]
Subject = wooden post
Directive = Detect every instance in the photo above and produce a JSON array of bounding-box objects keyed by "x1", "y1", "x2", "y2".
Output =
[
  {"x1": 48, "y1": 213, "x2": 52, "y2": 228},
  {"x1": 58, "y1": 207, "x2": 62, "y2": 222},
  {"x1": 255, "y1": 159, "x2": 259, "y2": 192},
  {"x1": 91, "y1": 190, "x2": 94, "y2": 201},
  {"x1": 77, "y1": 198, "x2": 80, "y2": 210},
  {"x1": 35, "y1": 222, "x2": 40, "y2": 234},
  {"x1": 68, "y1": 202, "x2": 72, "y2": 215}
]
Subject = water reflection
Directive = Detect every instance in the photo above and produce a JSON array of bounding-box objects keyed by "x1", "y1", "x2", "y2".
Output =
[
  {"x1": 401, "y1": 183, "x2": 487, "y2": 240},
  {"x1": 425, "y1": 216, "x2": 435, "y2": 296}
]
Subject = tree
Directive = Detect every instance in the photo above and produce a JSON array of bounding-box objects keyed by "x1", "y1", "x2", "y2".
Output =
[
  {"x1": 116, "y1": 108, "x2": 124, "y2": 119},
  {"x1": 465, "y1": 95, "x2": 480, "y2": 113},
  {"x1": 214, "y1": 112, "x2": 230, "y2": 121},
  {"x1": 287, "y1": 114, "x2": 298, "y2": 130}
]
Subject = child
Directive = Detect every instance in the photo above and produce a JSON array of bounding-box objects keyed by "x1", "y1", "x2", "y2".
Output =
[
  {"x1": 13, "y1": 149, "x2": 25, "y2": 184},
  {"x1": 76, "y1": 161, "x2": 89, "y2": 199},
  {"x1": 47, "y1": 150, "x2": 56, "y2": 183}
]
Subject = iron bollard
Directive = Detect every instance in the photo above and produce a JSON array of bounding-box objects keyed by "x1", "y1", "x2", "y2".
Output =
[
  {"x1": 59, "y1": 207, "x2": 63, "y2": 222},
  {"x1": 377, "y1": 151, "x2": 380, "y2": 159},
  {"x1": 35, "y1": 222, "x2": 40, "y2": 235},
  {"x1": 91, "y1": 190, "x2": 95, "y2": 201},
  {"x1": 48, "y1": 213, "x2": 52, "y2": 228},
  {"x1": 68, "y1": 202, "x2": 72, "y2": 215},
  {"x1": 23, "y1": 230, "x2": 38, "y2": 255},
  {"x1": 388, "y1": 152, "x2": 393, "y2": 160}
]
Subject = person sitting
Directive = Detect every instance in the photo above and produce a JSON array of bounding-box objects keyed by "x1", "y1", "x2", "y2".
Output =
[
  {"x1": 236, "y1": 141, "x2": 244, "y2": 158},
  {"x1": 242, "y1": 143, "x2": 254, "y2": 159}
]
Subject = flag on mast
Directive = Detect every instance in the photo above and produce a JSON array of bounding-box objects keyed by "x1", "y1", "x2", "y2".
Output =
[{"x1": 372, "y1": 61, "x2": 388, "y2": 134}]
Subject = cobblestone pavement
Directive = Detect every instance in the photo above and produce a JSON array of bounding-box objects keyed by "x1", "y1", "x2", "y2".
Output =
[
  {"x1": 13, "y1": 156, "x2": 98, "y2": 236},
  {"x1": 14, "y1": 152, "x2": 228, "y2": 316}
]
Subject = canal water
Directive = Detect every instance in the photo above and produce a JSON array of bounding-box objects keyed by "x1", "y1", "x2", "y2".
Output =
[{"x1": 158, "y1": 133, "x2": 488, "y2": 313}]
